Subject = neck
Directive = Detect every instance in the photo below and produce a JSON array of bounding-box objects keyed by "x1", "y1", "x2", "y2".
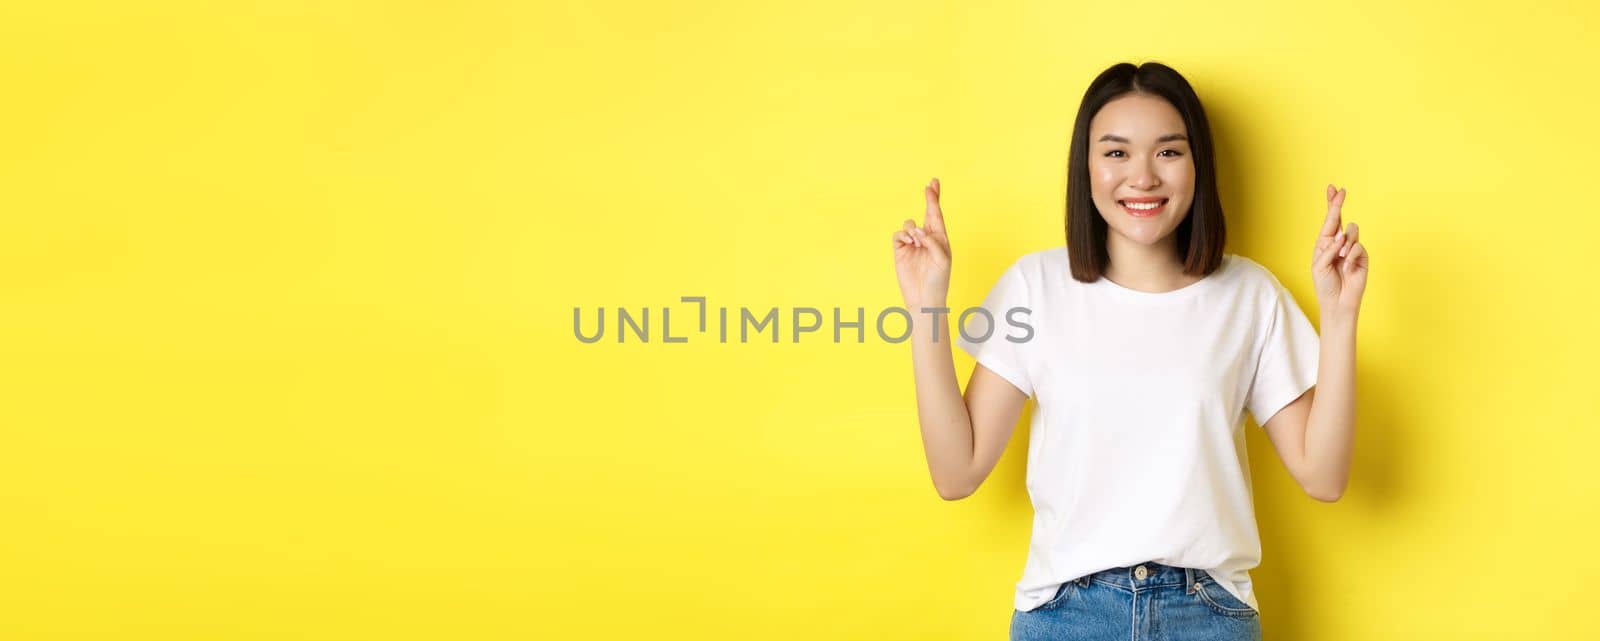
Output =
[{"x1": 1102, "y1": 233, "x2": 1195, "y2": 293}]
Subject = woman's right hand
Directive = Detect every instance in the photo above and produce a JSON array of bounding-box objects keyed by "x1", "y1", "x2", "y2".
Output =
[{"x1": 892, "y1": 178, "x2": 953, "y2": 310}]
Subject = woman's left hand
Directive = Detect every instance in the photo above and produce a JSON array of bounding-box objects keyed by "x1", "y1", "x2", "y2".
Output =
[{"x1": 1311, "y1": 183, "x2": 1369, "y2": 317}]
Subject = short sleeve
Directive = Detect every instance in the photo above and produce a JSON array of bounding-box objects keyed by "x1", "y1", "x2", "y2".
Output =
[
  {"x1": 1246, "y1": 280, "x2": 1320, "y2": 426},
  {"x1": 955, "y1": 260, "x2": 1034, "y2": 398}
]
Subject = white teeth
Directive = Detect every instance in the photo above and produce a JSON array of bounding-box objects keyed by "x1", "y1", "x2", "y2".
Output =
[{"x1": 1122, "y1": 200, "x2": 1164, "y2": 210}]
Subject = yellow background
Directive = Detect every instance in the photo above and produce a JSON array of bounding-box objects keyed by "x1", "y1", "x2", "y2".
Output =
[{"x1": 3, "y1": 1, "x2": 1597, "y2": 639}]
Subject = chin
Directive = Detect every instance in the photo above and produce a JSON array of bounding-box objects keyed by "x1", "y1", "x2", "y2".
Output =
[{"x1": 1111, "y1": 227, "x2": 1171, "y2": 246}]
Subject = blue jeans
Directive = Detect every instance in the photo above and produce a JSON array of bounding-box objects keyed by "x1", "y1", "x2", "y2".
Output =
[{"x1": 1010, "y1": 562, "x2": 1262, "y2": 641}]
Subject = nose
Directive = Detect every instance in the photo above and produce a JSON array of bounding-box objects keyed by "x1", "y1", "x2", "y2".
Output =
[{"x1": 1128, "y1": 158, "x2": 1160, "y2": 190}]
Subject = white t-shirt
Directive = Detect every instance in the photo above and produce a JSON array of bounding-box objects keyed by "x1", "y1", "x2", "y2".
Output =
[{"x1": 954, "y1": 246, "x2": 1320, "y2": 614}]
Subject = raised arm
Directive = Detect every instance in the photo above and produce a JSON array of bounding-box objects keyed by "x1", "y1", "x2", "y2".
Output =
[
  {"x1": 1262, "y1": 183, "x2": 1369, "y2": 502},
  {"x1": 892, "y1": 178, "x2": 1028, "y2": 500}
]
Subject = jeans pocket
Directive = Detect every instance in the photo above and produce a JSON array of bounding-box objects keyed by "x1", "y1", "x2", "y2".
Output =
[
  {"x1": 1193, "y1": 578, "x2": 1258, "y2": 619},
  {"x1": 1034, "y1": 578, "x2": 1078, "y2": 611}
]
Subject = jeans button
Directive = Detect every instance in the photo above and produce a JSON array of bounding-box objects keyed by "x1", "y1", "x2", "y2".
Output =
[{"x1": 1134, "y1": 565, "x2": 1148, "y2": 580}]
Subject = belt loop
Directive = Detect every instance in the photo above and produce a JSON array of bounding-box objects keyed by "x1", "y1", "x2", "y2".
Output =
[{"x1": 1184, "y1": 567, "x2": 1195, "y2": 593}]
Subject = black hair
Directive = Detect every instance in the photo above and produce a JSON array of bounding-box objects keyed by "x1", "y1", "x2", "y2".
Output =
[{"x1": 1065, "y1": 61, "x2": 1227, "y2": 282}]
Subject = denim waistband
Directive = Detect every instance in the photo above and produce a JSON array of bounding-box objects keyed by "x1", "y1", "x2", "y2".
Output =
[{"x1": 1070, "y1": 561, "x2": 1206, "y2": 592}]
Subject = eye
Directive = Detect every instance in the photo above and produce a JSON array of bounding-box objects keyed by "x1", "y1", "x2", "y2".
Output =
[
  {"x1": 1103, "y1": 150, "x2": 1125, "y2": 158},
  {"x1": 1160, "y1": 149, "x2": 1184, "y2": 157}
]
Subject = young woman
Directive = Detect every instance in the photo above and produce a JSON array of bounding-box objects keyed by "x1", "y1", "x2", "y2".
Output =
[{"x1": 890, "y1": 61, "x2": 1368, "y2": 641}]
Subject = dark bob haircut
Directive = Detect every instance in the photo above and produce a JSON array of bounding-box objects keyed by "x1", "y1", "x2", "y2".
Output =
[{"x1": 1065, "y1": 61, "x2": 1226, "y2": 282}]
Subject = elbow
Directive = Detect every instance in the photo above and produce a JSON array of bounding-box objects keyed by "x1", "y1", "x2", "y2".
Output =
[
  {"x1": 1306, "y1": 483, "x2": 1346, "y2": 503},
  {"x1": 936, "y1": 479, "x2": 975, "y2": 501},
  {"x1": 1298, "y1": 459, "x2": 1348, "y2": 503}
]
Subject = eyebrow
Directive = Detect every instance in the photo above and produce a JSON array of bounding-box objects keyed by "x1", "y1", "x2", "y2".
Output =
[{"x1": 1097, "y1": 133, "x2": 1189, "y2": 144}]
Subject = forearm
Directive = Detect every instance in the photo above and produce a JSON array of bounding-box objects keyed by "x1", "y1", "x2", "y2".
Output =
[
  {"x1": 909, "y1": 302, "x2": 976, "y2": 498},
  {"x1": 1305, "y1": 310, "x2": 1358, "y2": 499}
]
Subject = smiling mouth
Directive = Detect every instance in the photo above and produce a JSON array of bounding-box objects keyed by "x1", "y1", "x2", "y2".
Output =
[{"x1": 1118, "y1": 199, "x2": 1168, "y2": 217}]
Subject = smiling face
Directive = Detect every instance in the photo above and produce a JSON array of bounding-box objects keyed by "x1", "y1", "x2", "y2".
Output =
[{"x1": 1088, "y1": 93, "x2": 1196, "y2": 249}]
